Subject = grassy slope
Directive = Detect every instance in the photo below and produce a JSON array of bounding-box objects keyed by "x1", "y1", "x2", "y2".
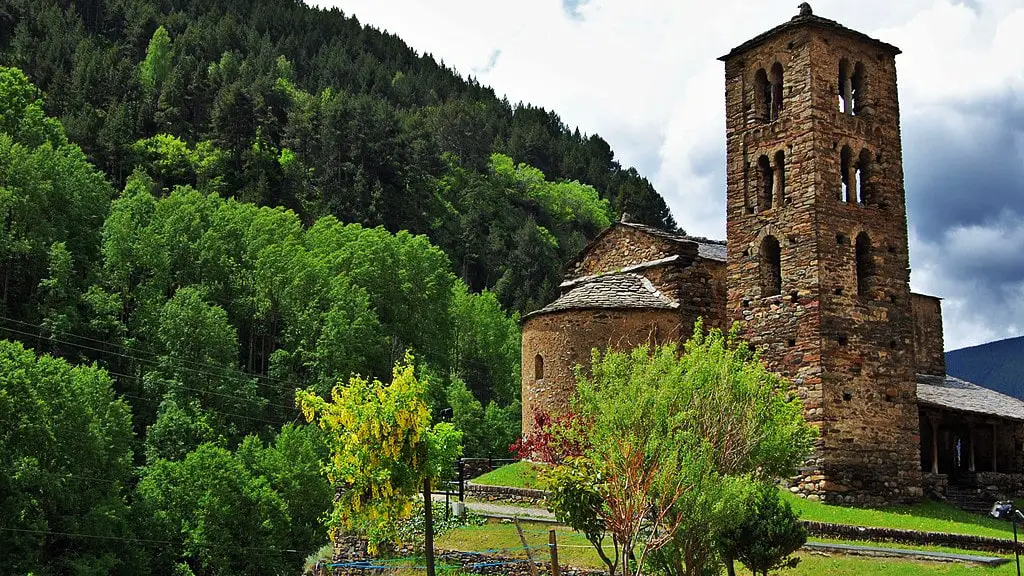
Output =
[
  {"x1": 470, "y1": 462, "x2": 545, "y2": 490},
  {"x1": 783, "y1": 491, "x2": 1015, "y2": 539},
  {"x1": 473, "y1": 463, "x2": 1016, "y2": 540},
  {"x1": 437, "y1": 521, "x2": 1019, "y2": 575}
]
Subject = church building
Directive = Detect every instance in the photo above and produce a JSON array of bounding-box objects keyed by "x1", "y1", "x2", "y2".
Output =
[{"x1": 520, "y1": 5, "x2": 1024, "y2": 506}]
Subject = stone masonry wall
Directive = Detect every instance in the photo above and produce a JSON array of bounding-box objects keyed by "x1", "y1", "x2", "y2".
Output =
[
  {"x1": 723, "y1": 20, "x2": 920, "y2": 505},
  {"x1": 910, "y1": 293, "x2": 945, "y2": 376},
  {"x1": 568, "y1": 225, "x2": 695, "y2": 279},
  {"x1": 521, "y1": 308, "x2": 684, "y2": 436}
]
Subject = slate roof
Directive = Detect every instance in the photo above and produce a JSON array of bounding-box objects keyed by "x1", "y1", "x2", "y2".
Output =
[
  {"x1": 619, "y1": 222, "x2": 727, "y2": 262},
  {"x1": 525, "y1": 273, "x2": 678, "y2": 319},
  {"x1": 718, "y1": 11, "x2": 901, "y2": 61},
  {"x1": 917, "y1": 374, "x2": 1024, "y2": 422}
]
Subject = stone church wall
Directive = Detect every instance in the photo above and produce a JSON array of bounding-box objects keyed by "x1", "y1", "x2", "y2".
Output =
[
  {"x1": 568, "y1": 226, "x2": 696, "y2": 279},
  {"x1": 911, "y1": 293, "x2": 945, "y2": 376},
  {"x1": 521, "y1": 308, "x2": 684, "y2": 436}
]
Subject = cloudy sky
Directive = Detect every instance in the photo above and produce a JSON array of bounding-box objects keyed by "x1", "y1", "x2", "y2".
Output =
[{"x1": 308, "y1": 0, "x2": 1024, "y2": 351}]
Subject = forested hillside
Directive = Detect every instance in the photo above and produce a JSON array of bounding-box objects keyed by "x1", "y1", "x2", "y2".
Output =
[
  {"x1": 946, "y1": 336, "x2": 1024, "y2": 401},
  {"x1": 0, "y1": 1, "x2": 681, "y2": 573}
]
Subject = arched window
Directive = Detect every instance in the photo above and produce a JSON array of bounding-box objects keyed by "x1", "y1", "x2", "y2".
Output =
[
  {"x1": 838, "y1": 58, "x2": 852, "y2": 113},
  {"x1": 774, "y1": 150, "x2": 786, "y2": 205},
  {"x1": 754, "y1": 69, "x2": 771, "y2": 122},
  {"x1": 840, "y1": 145, "x2": 854, "y2": 202},
  {"x1": 534, "y1": 354, "x2": 544, "y2": 381},
  {"x1": 769, "y1": 62, "x2": 784, "y2": 120},
  {"x1": 852, "y1": 62, "x2": 867, "y2": 115},
  {"x1": 758, "y1": 155, "x2": 774, "y2": 210},
  {"x1": 856, "y1": 148, "x2": 872, "y2": 204},
  {"x1": 855, "y1": 232, "x2": 874, "y2": 297},
  {"x1": 760, "y1": 235, "x2": 782, "y2": 297}
]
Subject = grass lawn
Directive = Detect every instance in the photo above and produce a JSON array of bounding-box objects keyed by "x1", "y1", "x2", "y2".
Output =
[
  {"x1": 437, "y1": 521, "x2": 1020, "y2": 575},
  {"x1": 783, "y1": 490, "x2": 1016, "y2": 539},
  {"x1": 471, "y1": 462, "x2": 546, "y2": 490}
]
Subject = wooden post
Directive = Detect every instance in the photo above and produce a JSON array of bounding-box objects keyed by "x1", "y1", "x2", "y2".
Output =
[
  {"x1": 931, "y1": 418, "x2": 939, "y2": 474},
  {"x1": 549, "y1": 530, "x2": 560, "y2": 576},
  {"x1": 514, "y1": 517, "x2": 539, "y2": 576},
  {"x1": 424, "y1": 478, "x2": 435, "y2": 576},
  {"x1": 969, "y1": 426, "x2": 976, "y2": 472},
  {"x1": 994, "y1": 424, "x2": 999, "y2": 473}
]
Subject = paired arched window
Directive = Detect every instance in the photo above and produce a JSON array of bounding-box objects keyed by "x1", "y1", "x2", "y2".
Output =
[
  {"x1": 855, "y1": 232, "x2": 874, "y2": 297},
  {"x1": 838, "y1": 59, "x2": 868, "y2": 115},
  {"x1": 760, "y1": 235, "x2": 782, "y2": 297},
  {"x1": 754, "y1": 64, "x2": 784, "y2": 122},
  {"x1": 534, "y1": 354, "x2": 544, "y2": 381},
  {"x1": 751, "y1": 151, "x2": 786, "y2": 211},
  {"x1": 840, "y1": 145, "x2": 874, "y2": 205}
]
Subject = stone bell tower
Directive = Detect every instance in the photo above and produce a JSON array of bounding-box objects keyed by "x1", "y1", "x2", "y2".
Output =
[{"x1": 720, "y1": 5, "x2": 922, "y2": 504}]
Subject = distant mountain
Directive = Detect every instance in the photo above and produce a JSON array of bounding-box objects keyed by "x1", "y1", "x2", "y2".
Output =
[{"x1": 945, "y1": 336, "x2": 1024, "y2": 400}]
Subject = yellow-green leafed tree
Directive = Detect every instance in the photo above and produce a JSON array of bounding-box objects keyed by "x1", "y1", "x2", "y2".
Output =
[{"x1": 297, "y1": 354, "x2": 462, "y2": 552}]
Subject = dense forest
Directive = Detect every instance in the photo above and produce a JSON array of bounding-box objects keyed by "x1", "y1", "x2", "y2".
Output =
[{"x1": 0, "y1": 0, "x2": 680, "y2": 574}]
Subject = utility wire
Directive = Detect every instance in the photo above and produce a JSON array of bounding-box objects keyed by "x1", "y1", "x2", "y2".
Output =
[
  {"x1": 0, "y1": 315, "x2": 306, "y2": 397},
  {"x1": 0, "y1": 323, "x2": 301, "y2": 414},
  {"x1": 0, "y1": 527, "x2": 307, "y2": 554}
]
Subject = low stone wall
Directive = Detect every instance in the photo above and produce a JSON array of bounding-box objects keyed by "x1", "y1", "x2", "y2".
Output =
[
  {"x1": 466, "y1": 483, "x2": 548, "y2": 506},
  {"x1": 921, "y1": 472, "x2": 948, "y2": 497},
  {"x1": 974, "y1": 472, "x2": 1024, "y2": 499},
  {"x1": 804, "y1": 521, "x2": 1023, "y2": 554}
]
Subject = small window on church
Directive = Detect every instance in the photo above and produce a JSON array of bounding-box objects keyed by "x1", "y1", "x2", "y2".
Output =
[
  {"x1": 758, "y1": 155, "x2": 774, "y2": 210},
  {"x1": 855, "y1": 232, "x2": 874, "y2": 297},
  {"x1": 774, "y1": 150, "x2": 786, "y2": 204},
  {"x1": 534, "y1": 354, "x2": 544, "y2": 380},
  {"x1": 760, "y1": 235, "x2": 782, "y2": 297},
  {"x1": 754, "y1": 68, "x2": 771, "y2": 122},
  {"x1": 840, "y1": 145, "x2": 854, "y2": 202},
  {"x1": 856, "y1": 148, "x2": 872, "y2": 205}
]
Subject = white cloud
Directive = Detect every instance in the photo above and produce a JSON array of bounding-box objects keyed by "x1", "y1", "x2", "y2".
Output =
[{"x1": 307, "y1": 0, "x2": 1024, "y2": 349}]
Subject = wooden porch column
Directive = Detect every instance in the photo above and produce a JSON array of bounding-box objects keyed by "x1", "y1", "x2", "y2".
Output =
[
  {"x1": 931, "y1": 417, "x2": 939, "y2": 474},
  {"x1": 969, "y1": 425, "x2": 976, "y2": 472},
  {"x1": 993, "y1": 423, "x2": 999, "y2": 473}
]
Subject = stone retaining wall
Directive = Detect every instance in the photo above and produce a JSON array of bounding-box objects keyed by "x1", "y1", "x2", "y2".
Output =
[
  {"x1": 466, "y1": 484, "x2": 548, "y2": 506},
  {"x1": 803, "y1": 521, "x2": 1023, "y2": 554}
]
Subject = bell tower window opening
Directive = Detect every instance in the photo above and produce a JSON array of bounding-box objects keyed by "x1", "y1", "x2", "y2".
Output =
[
  {"x1": 758, "y1": 155, "x2": 774, "y2": 210},
  {"x1": 534, "y1": 354, "x2": 544, "y2": 381},
  {"x1": 774, "y1": 150, "x2": 786, "y2": 205},
  {"x1": 852, "y1": 62, "x2": 867, "y2": 116},
  {"x1": 760, "y1": 235, "x2": 782, "y2": 297},
  {"x1": 754, "y1": 68, "x2": 771, "y2": 122},
  {"x1": 857, "y1": 148, "x2": 872, "y2": 205},
  {"x1": 838, "y1": 58, "x2": 852, "y2": 113},
  {"x1": 855, "y1": 232, "x2": 874, "y2": 297},
  {"x1": 769, "y1": 62, "x2": 784, "y2": 120},
  {"x1": 840, "y1": 145, "x2": 854, "y2": 202}
]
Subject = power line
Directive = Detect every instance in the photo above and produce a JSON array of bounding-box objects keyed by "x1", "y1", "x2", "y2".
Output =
[
  {"x1": 0, "y1": 322, "x2": 301, "y2": 414},
  {"x1": 0, "y1": 315, "x2": 306, "y2": 397},
  {"x1": 0, "y1": 527, "x2": 308, "y2": 554}
]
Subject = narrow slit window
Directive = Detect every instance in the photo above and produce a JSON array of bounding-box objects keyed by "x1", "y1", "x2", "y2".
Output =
[
  {"x1": 760, "y1": 235, "x2": 782, "y2": 297},
  {"x1": 855, "y1": 232, "x2": 874, "y2": 297},
  {"x1": 758, "y1": 154, "x2": 774, "y2": 210},
  {"x1": 534, "y1": 354, "x2": 544, "y2": 381}
]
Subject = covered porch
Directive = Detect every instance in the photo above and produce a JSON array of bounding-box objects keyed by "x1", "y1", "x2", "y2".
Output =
[{"x1": 917, "y1": 374, "x2": 1024, "y2": 498}]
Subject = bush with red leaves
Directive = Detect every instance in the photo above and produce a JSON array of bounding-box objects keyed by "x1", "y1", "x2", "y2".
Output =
[{"x1": 510, "y1": 410, "x2": 592, "y2": 463}]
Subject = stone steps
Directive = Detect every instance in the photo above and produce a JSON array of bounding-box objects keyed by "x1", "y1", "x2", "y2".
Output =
[{"x1": 943, "y1": 486, "x2": 996, "y2": 515}]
